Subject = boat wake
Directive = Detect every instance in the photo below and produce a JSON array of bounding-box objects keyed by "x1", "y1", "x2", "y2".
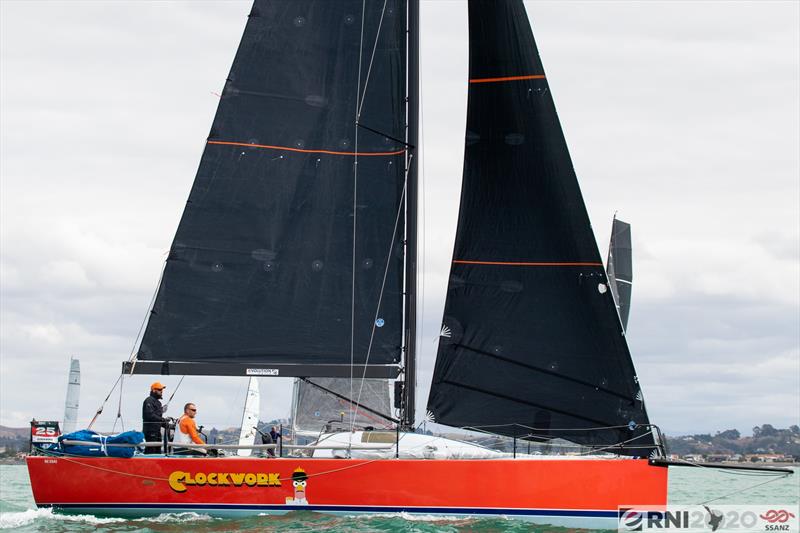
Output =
[
  {"x1": 0, "y1": 508, "x2": 219, "y2": 530},
  {"x1": 0, "y1": 508, "x2": 124, "y2": 529},
  {"x1": 132, "y1": 512, "x2": 217, "y2": 524},
  {"x1": 352, "y1": 511, "x2": 483, "y2": 523}
]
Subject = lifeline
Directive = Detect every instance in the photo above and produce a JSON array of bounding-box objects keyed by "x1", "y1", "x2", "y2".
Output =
[{"x1": 169, "y1": 470, "x2": 282, "y2": 492}]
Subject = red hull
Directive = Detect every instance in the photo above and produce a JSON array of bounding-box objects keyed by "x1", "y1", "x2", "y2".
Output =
[{"x1": 27, "y1": 455, "x2": 667, "y2": 527}]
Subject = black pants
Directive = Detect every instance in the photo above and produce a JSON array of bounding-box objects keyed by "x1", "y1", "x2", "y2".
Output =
[
  {"x1": 144, "y1": 433, "x2": 162, "y2": 454},
  {"x1": 261, "y1": 433, "x2": 275, "y2": 457}
]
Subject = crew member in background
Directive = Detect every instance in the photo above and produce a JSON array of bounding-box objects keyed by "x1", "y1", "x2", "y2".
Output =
[
  {"x1": 173, "y1": 403, "x2": 207, "y2": 455},
  {"x1": 269, "y1": 426, "x2": 282, "y2": 456},
  {"x1": 142, "y1": 382, "x2": 167, "y2": 454}
]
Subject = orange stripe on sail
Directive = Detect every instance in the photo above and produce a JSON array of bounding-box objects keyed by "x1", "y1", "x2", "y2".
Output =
[
  {"x1": 469, "y1": 74, "x2": 546, "y2": 84},
  {"x1": 207, "y1": 140, "x2": 406, "y2": 157},
  {"x1": 453, "y1": 260, "x2": 602, "y2": 267}
]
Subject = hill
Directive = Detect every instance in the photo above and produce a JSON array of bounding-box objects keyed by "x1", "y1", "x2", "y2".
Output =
[{"x1": 665, "y1": 424, "x2": 800, "y2": 460}]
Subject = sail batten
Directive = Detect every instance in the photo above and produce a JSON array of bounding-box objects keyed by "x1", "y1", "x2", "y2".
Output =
[{"x1": 426, "y1": 0, "x2": 653, "y2": 456}]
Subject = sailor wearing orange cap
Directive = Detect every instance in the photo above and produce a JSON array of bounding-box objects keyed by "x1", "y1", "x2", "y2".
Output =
[{"x1": 142, "y1": 381, "x2": 167, "y2": 454}]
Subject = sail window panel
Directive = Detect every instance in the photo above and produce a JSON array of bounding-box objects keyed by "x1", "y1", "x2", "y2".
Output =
[
  {"x1": 138, "y1": 0, "x2": 409, "y2": 368},
  {"x1": 292, "y1": 377, "x2": 393, "y2": 436}
]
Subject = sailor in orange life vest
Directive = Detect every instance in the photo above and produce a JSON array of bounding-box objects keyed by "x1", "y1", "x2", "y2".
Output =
[{"x1": 173, "y1": 403, "x2": 207, "y2": 455}]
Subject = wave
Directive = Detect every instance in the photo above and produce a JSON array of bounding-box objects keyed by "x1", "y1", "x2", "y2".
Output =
[
  {"x1": 353, "y1": 511, "x2": 484, "y2": 522},
  {"x1": 0, "y1": 508, "x2": 124, "y2": 529},
  {"x1": 132, "y1": 512, "x2": 217, "y2": 523}
]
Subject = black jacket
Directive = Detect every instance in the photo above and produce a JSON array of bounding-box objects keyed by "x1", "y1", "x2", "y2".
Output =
[{"x1": 142, "y1": 392, "x2": 165, "y2": 436}]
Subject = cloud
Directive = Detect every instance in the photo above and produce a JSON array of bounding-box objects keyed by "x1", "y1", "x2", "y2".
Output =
[{"x1": 1, "y1": 1, "x2": 797, "y2": 438}]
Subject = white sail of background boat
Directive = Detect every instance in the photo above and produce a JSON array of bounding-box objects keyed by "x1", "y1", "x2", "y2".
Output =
[
  {"x1": 236, "y1": 377, "x2": 260, "y2": 457},
  {"x1": 62, "y1": 357, "x2": 80, "y2": 434}
]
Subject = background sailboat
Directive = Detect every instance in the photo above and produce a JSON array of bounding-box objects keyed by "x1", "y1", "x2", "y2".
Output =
[
  {"x1": 62, "y1": 357, "x2": 80, "y2": 435},
  {"x1": 606, "y1": 216, "x2": 633, "y2": 331},
  {"x1": 236, "y1": 377, "x2": 260, "y2": 457}
]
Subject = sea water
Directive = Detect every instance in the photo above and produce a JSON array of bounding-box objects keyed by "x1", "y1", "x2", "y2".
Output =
[{"x1": 1, "y1": 464, "x2": 797, "y2": 532}]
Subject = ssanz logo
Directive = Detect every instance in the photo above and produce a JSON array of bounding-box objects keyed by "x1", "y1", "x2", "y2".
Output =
[
  {"x1": 168, "y1": 471, "x2": 281, "y2": 493},
  {"x1": 761, "y1": 511, "x2": 797, "y2": 524}
]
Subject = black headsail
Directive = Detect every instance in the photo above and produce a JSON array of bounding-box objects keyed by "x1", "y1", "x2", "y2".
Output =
[
  {"x1": 426, "y1": 0, "x2": 655, "y2": 456},
  {"x1": 127, "y1": 0, "x2": 418, "y2": 380},
  {"x1": 606, "y1": 217, "x2": 633, "y2": 331}
]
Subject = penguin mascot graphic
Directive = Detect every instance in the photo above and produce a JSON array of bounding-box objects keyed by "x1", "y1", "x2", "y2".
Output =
[{"x1": 285, "y1": 467, "x2": 309, "y2": 505}]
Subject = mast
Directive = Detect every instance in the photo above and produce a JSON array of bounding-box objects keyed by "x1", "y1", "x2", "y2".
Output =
[{"x1": 401, "y1": 0, "x2": 420, "y2": 430}]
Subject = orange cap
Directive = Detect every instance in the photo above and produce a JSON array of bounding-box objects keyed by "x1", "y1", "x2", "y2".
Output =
[{"x1": 150, "y1": 381, "x2": 166, "y2": 391}]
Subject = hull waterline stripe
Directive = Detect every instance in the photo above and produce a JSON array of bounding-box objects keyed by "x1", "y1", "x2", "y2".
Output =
[
  {"x1": 43, "y1": 502, "x2": 618, "y2": 518},
  {"x1": 469, "y1": 74, "x2": 546, "y2": 84},
  {"x1": 453, "y1": 260, "x2": 603, "y2": 267},
  {"x1": 207, "y1": 140, "x2": 406, "y2": 157}
]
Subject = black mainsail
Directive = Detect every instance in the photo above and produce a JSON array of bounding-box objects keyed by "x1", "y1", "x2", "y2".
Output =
[
  {"x1": 426, "y1": 0, "x2": 655, "y2": 456},
  {"x1": 606, "y1": 217, "x2": 633, "y2": 331},
  {"x1": 128, "y1": 0, "x2": 418, "y2": 380}
]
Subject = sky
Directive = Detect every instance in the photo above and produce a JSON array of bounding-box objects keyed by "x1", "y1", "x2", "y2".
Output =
[{"x1": 1, "y1": 1, "x2": 798, "y2": 437}]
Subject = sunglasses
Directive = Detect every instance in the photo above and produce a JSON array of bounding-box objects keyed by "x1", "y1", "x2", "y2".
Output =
[{"x1": 187, "y1": 408, "x2": 197, "y2": 412}]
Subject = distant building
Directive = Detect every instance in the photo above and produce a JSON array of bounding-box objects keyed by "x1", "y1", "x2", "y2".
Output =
[{"x1": 745, "y1": 453, "x2": 791, "y2": 463}]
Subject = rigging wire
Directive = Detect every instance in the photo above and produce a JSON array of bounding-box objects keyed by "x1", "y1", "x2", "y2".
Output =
[
  {"x1": 698, "y1": 474, "x2": 792, "y2": 505},
  {"x1": 356, "y1": 0, "x2": 389, "y2": 119},
  {"x1": 127, "y1": 258, "x2": 167, "y2": 363},
  {"x1": 163, "y1": 375, "x2": 185, "y2": 415},
  {"x1": 349, "y1": 0, "x2": 368, "y2": 451},
  {"x1": 417, "y1": 16, "x2": 427, "y2": 397},
  {"x1": 112, "y1": 373, "x2": 126, "y2": 433},
  {"x1": 351, "y1": 163, "x2": 411, "y2": 432},
  {"x1": 87, "y1": 374, "x2": 122, "y2": 430}
]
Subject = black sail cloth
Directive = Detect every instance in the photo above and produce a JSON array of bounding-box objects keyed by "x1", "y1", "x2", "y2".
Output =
[
  {"x1": 607, "y1": 218, "x2": 633, "y2": 331},
  {"x1": 138, "y1": 0, "x2": 410, "y2": 367},
  {"x1": 426, "y1": 0, "x2": 655, "y2": 456}
]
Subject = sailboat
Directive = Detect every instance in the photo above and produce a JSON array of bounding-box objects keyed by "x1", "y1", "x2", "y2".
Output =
[
  {"x1": 62, "y1": 357, "x2": 80, "y2": 435},
  {"x1": 606, "y1": 217, "x2": 633, "y2": 331},
  {"x1": 26, "y1": 0, "x2": 671, "y2": 526},
  {"x1": 236, "y1": 378, "x2": 260, "y2": 457}
]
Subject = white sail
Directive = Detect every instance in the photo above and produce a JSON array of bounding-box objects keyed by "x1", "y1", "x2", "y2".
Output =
[
  {"x1": 236, "y1": 377, "x2": 260, "y2": 457},
  {"x1": 62, "y1": 357, "x2": 80, "y2": 433}
]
